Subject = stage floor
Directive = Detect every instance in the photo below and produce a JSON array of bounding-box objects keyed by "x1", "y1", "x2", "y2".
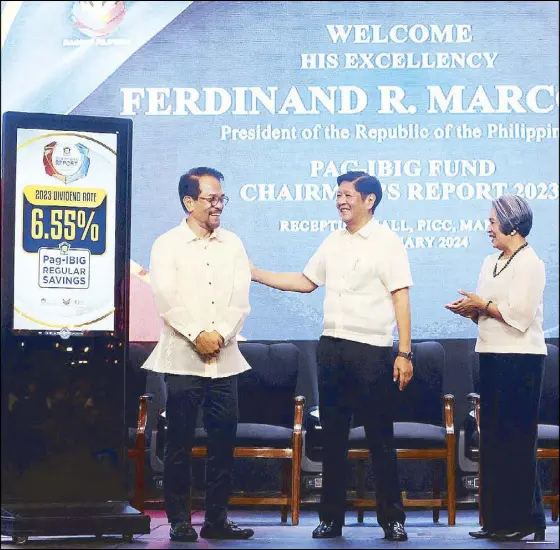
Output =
[{"x1": 1, "y1": 508, "x2": 558, "y2": 548}]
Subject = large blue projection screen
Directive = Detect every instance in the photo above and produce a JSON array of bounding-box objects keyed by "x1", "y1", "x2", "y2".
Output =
[{"x1": 2, "y1": 1, "x2": 558, "y2": 341}]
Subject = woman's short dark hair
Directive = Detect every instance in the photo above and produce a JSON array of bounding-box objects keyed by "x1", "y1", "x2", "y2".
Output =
[
  {"x1": 178, "y1": 167, "x2": 224, "y2": 213},
  {"x1": 337, "y1": 171, "x2": 383, "y2": 212},
  {"x1": 492, "y1": 194, "x2": 533, "y2": 237}
]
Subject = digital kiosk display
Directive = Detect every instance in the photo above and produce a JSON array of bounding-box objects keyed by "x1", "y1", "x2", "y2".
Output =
[{"x1": 13, "y1": 129, "x2": 118, "y2": 335}]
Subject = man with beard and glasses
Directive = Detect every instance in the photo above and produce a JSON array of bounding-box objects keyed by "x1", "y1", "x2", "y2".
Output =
[{"x1": 142, "y1": 167, "x2": 254, "y2": 542}]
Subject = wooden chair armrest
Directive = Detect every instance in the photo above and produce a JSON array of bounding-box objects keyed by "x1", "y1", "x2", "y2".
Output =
[
  {"x1": 293, "y1": 395, "x2": 305, "y2": 435},
  {"x1": 467, "y1": 392, "x2": 480, "y2": 404},
  {"x1": 443, "y1": 394, "x2": 455, "y2": 435},
  {"x1": 467, "y1": 393, "x2": 481, "y2": 433},
  {"x1": 136, "y1": 393, "x2": 153, "y2": 438}
]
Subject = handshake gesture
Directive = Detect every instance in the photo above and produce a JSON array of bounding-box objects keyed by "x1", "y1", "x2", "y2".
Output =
[{"x1": 195, "y1": 330, "x2": 224, "y2": 360}]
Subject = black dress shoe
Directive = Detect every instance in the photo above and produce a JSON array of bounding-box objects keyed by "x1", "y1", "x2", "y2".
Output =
[
  {"x1": 490, "y1": 528, "x2": 545, "y2": 542},
  {"x1": 200, "y1": 519, "x2": 254, "y2": 540},
  {"x1": 382, "y1": 521, "x2": 408, "y2": 542},
  {"x1": 468, "y1": 528, "x2": 491, "y2": 539},
  {"x1": 534, "y1": 529, "x2": 546, "y2": 542},
  {"x1": 169, "y1": 521, "x2": 198, "y2": 542},
  {"x1": 312, "y1": 521, "x2": 343, "y2": 539}
]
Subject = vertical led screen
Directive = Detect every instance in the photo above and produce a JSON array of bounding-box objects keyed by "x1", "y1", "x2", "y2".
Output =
[{"x1": 13, "y1": 129, "x2": 117, "y2": 335}]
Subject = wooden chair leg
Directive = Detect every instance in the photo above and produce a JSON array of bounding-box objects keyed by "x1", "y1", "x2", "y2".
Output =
[
  {"x1": 291, "y1": 449, "x2": 302, "y2": 526},
  {"x1": 128, "y1": 450, "x2": 145, "y2": 512},
  {"x1": 187, "y1": 468, "x2": 193, "y2": 524},
  {"x1": 356, "y1": 460, "x2": 366, "y2": 523},
  {"x1": 475, "y1": 400, "x2": 482, "y2": 526},
  {"x1": 135, "y1": 451, "x2": 145, "y2": 513},
  {"x1": 478, "y1": 467, "x2": 483, "y2": 526},
  {"x1": 281, "y1": 461, "x2": 290, "y2": 523},
  {"x1": 432, "y1": 462, "x2": 441, "y2": 523},
  {"x1": 131, "y1": 394, "x2": 151, "y2": 513},
  {"x1": 446, "y1": 436, "x2": 456, "y2": 526}
]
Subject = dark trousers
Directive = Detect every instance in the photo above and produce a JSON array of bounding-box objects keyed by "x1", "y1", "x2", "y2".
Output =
[
  {"x1": 479, "y1": 353, "x2": 546, "y2": 532},
  {"x1": 317, "y1": 336, "x2": 405, "y2": 527},
  {"x1": 164, "y1": 373, "x2": 238, "y2": 526}
]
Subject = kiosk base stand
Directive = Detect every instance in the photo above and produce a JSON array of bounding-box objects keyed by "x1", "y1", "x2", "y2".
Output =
[{"x1": 1, "y1": 501, "x2": 151, "y2": 544}]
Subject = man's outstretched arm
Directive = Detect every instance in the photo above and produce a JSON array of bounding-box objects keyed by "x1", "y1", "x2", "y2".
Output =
[{"x1": 251, "y1": 265, "x2": 317, "y2": 293}]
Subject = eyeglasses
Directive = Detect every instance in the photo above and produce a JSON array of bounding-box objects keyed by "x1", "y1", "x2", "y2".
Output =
[{"x1": 198, "y1": 195, "x2": 230, "y2": 207}]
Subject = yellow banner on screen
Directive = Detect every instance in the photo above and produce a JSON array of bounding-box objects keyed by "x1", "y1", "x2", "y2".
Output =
[{"x1": 23, "y1": 186, "x2": 106, "y2": 208}]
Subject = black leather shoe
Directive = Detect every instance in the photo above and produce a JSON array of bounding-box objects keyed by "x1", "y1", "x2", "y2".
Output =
[
  {"x1": 382, "y1": 521, "x2": 408, "y2": 542},
  {"x1": 169, "y1": 521, "x2": 198, "y2": 542},
  {"x1": 490, "y1": 528, "x2": 545, "y2": 542},
  {"x1": 468, "y1": 528, "x2": 491, "y2": 539},
  {"x1": 534, "y1": 529, "x2": 546, "y2": 542},
  {"x1": 312, "y1": 521, "x2": 343, "y2": 539},
  {"x1": 200, "y1": 520, "x2": 254, "y2": 540}
]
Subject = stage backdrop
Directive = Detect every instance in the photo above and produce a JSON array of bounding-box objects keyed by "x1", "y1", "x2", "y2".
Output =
[{"x1": 2, "y1": 1, "x2": 558, "y2": 341}]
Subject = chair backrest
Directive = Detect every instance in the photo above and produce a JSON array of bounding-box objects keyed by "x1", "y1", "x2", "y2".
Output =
[
  {"x1": 237, "y1": 342, "x2": 299, "y2": 428},
  {"x1": 394, "y1": 341, "x2": 446, "y2": 426},
  {"x1": 354, "y1": 341, "x2": 446, "y2": 427},
  {"x1": 470, "y1": 343, "x2": 559, "y2": 426}
]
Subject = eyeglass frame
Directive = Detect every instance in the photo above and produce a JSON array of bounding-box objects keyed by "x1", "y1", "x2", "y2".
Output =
[{"x1": 197, "y1": 195, "x2": 230, "y2": 207}]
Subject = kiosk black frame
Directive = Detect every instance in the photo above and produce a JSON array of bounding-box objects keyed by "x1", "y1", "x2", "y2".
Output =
[{"x1": 1, "y1": 111, "x2": 150, "y2": 543}]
